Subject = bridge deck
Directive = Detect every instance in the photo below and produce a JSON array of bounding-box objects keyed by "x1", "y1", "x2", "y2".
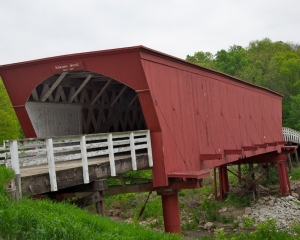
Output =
[
  {"x1": 1, "y1": 130, "x2": 153, "y2": 196},
  {"x1": 20, "y1": 153, "x2": 150, "y2": 196},
  {"x1": 20, "y1": 153, "x2": 138, "y2": 177}
]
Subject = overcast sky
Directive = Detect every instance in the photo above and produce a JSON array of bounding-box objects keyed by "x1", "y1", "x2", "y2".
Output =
[{"x1": 0, "y1": 0, "x2": 299, "y2": 65}]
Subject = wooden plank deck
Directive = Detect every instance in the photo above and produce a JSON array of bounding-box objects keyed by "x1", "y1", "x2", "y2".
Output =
[{"x1": 21, "y1": 153, "x2": 150, "y2": 196}]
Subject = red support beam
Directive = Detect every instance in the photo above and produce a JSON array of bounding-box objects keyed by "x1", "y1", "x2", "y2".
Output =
[
  {"x1": 161, "y1": 192, "x2": 181, "y2": 234},
  {"x1": 254, "y1": 143, "x2": 268, "y2": 148},
  {"x1": 224, "y1": 149, "x2": 243, "y2": 155},
  {"x1": 214, "y1": 168, "x2": 217, "y2": 200},
  {"x1": 218, "y1": 167, "x2": 223, "y2": 201},
  {"x1": 265, "y1": 142, "x2": 278, "y2": 146},
  {"x1": 276, "y1": 153, "x2": 292, "y2": 196},
  {"x1": 200, "y1": 154, "x2": 222, "y2": 161}
]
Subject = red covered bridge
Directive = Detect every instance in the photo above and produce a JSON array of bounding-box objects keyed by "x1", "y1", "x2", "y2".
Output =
[{"x1": 0, "y1": 46, "x2": 295, "y2": 233}]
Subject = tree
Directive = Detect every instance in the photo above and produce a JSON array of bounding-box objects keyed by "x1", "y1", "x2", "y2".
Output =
[
  {"x1": 0, "y1": 78, "x2": 21, "y2": 143},
  {"x1": 286, "y1": 94, "x2": 300, "y2": 131},
  {"x1": 214, "y1": 45, "x2": 250, "y2": 77},
  {"x1": 186, "y1": 51, "x2": 215, "y2": 68}
]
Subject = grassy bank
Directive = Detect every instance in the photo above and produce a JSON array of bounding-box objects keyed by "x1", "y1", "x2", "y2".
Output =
[{"x1": 0, "y1": 166, "x2": 181, "y2": 240}]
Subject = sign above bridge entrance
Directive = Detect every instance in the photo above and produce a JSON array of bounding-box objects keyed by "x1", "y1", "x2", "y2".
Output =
[{"x1": 51, "y1": 61, "x2": 84, "y2": 73}]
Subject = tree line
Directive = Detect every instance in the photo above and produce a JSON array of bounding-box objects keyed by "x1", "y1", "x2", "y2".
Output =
[
  {"x1": 0, "y1": 78, "x2": 21, "y2": 143},
  {"x1": 186, "y1": 38, "x2": 300, "y2": 131}
]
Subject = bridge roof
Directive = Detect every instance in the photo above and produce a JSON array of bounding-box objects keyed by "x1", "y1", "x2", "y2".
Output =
[{"x1": 0, "y1": 45, "x2": 282, "y2": 98}]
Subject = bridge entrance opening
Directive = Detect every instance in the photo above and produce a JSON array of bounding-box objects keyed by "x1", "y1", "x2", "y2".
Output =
[{"x1": 25, "y1": 71, "x2": 146, "y2": 138}]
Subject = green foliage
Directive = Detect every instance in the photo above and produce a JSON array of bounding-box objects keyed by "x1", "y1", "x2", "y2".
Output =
[
  {"x1": 0, "y1": 165, "x2": 14, "y2": 196},
  {"x1": 0, "y1": 78, "x2": 21, "y2": 142},
  {"x1": 0, "y1": 192, "x2": 181, "y2": 240},
  {"x1": 225, "y1": 193, "x2": 250, "y2": 208},
  {"x1": 287, "y1": 94, "x2": 300, "y2": 131},
  {"x1": 290, "y1": 167, "x2": 300, "y2": 181},
  {"x1": 0, "y1": 165, "x2": 14, "y2": 188},
  {"x1": 215, "y1": 45, "x2": 250, "y2": 77},
  {"x1": 0, "y1": 167, "x2": 175, "y2": 240},
  {"x1": 199, "y1": 198, "x2": 220, "y2": 222},
  {"x1": 134, "y1": 195, "x2": 162, "y2": 220},
  {"x1": 186, "y1": 51, "x2": 215, "y2": 68},
  {"x1": 186, "y1": 38, "x2": 300, "y2": 129},
  {"x1": 214, "y1": 228, "x2": 227, "y2": 239},
  {"x1": 220, "y1": 214, "x2": 234, "y2": 224},
  {"x1": 107, "y1": 170, "x2": 152, "y2": 186}
]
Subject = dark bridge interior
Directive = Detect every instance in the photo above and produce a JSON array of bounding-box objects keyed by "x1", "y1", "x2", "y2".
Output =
[{"x1": 27, "y1": 71, "x2": 146, "y2": 136}]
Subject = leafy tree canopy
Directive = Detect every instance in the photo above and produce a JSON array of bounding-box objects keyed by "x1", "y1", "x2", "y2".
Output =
[{"x1": 0, "y1": 78, "x2": 21, "y2": 143}]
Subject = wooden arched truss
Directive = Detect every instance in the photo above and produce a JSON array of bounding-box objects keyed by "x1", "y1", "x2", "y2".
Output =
[{"x1": 27, "y1": 71, "x2": 146, "y2": 135}]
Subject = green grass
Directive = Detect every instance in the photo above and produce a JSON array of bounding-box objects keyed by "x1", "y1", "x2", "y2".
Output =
[
  {"x1": 290, "y1": 167, "x2": 300, "y2": 181},
  {"x1": 0, "y1": 195, "x2": 182, "y2": 240},
  {"x1": 0, "y1": 165, "x2": 14, "y2": 188},
  {"x1": 201, "y1": 219, "x2": 300, "y2": 240},
  {"x1": 0, "y1": 166, "x2": 181, "y2": 240}
]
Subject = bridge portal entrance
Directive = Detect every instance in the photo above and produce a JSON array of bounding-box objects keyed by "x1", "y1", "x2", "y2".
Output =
[{"x1": 25, "y1": 71, "x2": 146, "y2": 138}]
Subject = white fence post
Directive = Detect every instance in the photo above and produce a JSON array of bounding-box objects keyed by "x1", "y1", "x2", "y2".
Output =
[
  {"x1": 80, "y1": 135, "x2": 89, "y2": 184},
  {"x1": 10, "y1": 140, "x2": 22, "y2": 198},
  {"x1": 46, "y1": 138, "x2": 57, "y2": 191},
  {"x1": 107, "y1": 133, "x2": 116, "y2": 176},
  {"x1": 10, "y1": 140, "x2": 20, "y2": 174},
  {"x1": 146, "y1": 130, "x2": 153, "y2": 167},
  {"x1": 130, "y1": 132, "x2": 137, "y2": 170}
]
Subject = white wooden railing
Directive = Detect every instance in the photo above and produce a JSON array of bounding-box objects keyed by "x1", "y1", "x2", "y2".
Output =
[
  {"x1": 0, "y1": 145, "x2": 5, "y2": 160},
  {"x1": 0, "y1": 130, "x2": 153, "y2": 191},
  {"x1": 282, "y1": 127, "x2": 300, "y2": 145}
]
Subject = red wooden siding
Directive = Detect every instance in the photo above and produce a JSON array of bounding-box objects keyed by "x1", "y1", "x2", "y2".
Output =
[{"x1": 0, "y1": 46, "x2": 284, "y2": 188}]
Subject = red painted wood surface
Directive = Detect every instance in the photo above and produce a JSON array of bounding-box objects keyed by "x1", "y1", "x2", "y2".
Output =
[{"x1": 0, "y1": 46, "x2": 284, "y2": 187}]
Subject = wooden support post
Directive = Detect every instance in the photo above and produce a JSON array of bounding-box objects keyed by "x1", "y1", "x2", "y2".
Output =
[
  {"x1": 248, "y1": 163, "x2": 256, "y2": 199},
  {"x1": 287, "y1": 153, "x2": 293, "y2": 173},
  {"x1": 75, "y1": 192, "x2": 102, "y2": 208},
  {"x1": 119, "y1": 175, "x2": 126, "y2": 187},
  {"x1": 277, "y1": 153, "x2": 292, "y2": 196},
  {"x1": 238, "y1": 164, "x2": 241, "y2": 185},
  {"x1": 7, "y1": 174, "x2": 21, "y2": 201},
  {"x1": 73, "y1": 180, "x2": 108, "y2": 215},
  {"x1": 218, "y1": 167, "x2": 223, "y2": 201},
  {"x1": 95, "y1": 191, "x2": 105, "y2": 216},
  {"x1": 266, "y1": 163, "x2": 269, "y2": 181},
  {"x1": 295, "y1": 150, "x2": 300, "y2": 167},
  {"x1": 213, "y1": 168, "x2": 217, "y2": 200},
  {"x1": 161, "y1": 192, "x2": 181, "y2": 234}
]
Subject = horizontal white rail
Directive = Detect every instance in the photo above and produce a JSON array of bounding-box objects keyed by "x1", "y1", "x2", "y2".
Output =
[
  {"x1": 0, "y1": 130, "x2": 153, "y2": 192},
  {"x1": 282, "y1": 127, "x2": 300, "y2": 145}
]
